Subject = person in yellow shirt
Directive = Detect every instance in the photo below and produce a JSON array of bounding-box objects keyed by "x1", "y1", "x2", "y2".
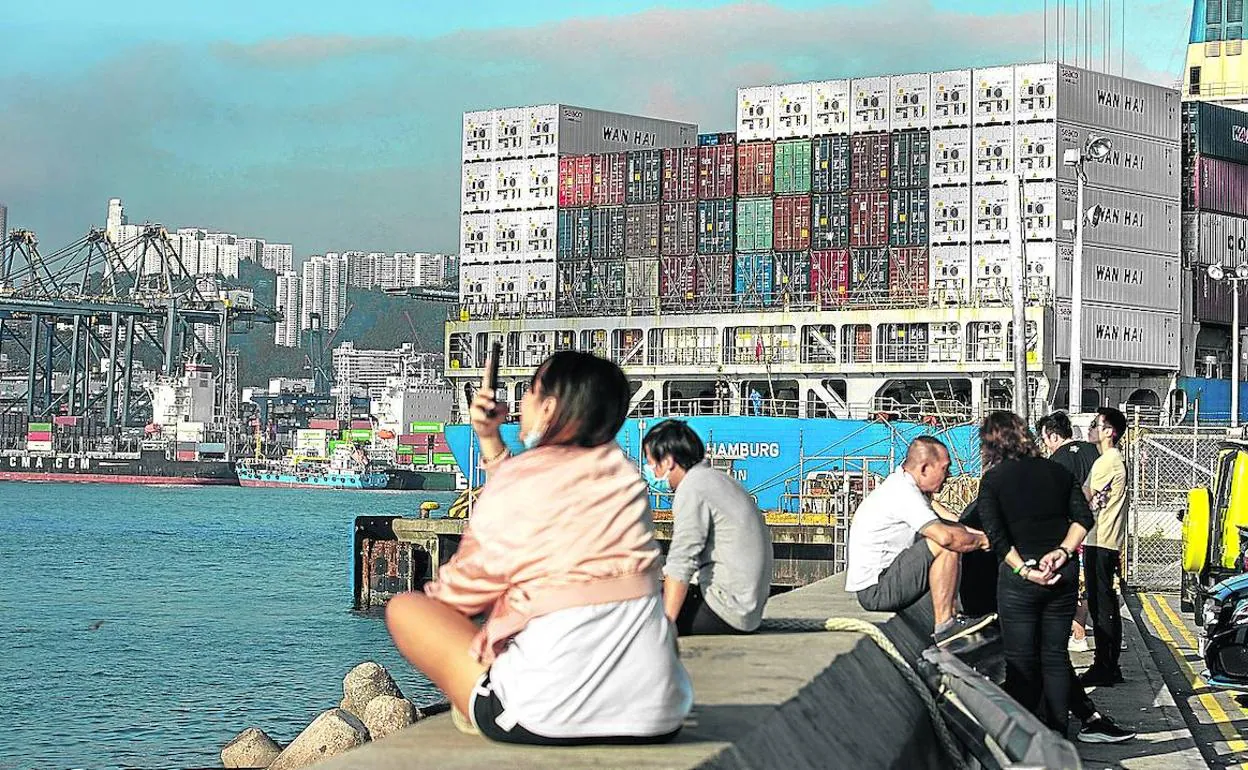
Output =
[{"x1": 1079, "y1": 407, "x2": 1128, "y2": 687}]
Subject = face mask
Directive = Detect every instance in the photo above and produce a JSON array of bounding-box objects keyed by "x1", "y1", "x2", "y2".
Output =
[
  {"x1": 522, "y1": 425, "x2": 543, "y2": 451},
  {"x1": 643, "y1": 463, "x2": 672, "y2": 494}
]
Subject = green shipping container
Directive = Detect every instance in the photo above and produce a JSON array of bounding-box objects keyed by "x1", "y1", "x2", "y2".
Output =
[
  {"x1": 328, "y1": 440, "x2": 346, "y2": 452},
  {"x1": 27, "y1": 422, "x2": 52, "y2": 432},
  {"x1": 408, "y1": 452, "x2": 431, "y2": 464},
  {"x1": 432, "y1": 452, "x2": 457, "y2": 466},
  {"x1": 409, "y1": 421, "x2": 445, "y2": 433},
  {"x1": 345, "y1": 429, "x2": 372, "y2": 442},
  {"x1": 774, "y1": 140, "x2": 812, "y2": 195},
  {"x1": 736, "y1": 198, "x2": 774, "y2": 252},
  {"x1": 396, "y1": 445, "x2": 414, "y2": 455}
]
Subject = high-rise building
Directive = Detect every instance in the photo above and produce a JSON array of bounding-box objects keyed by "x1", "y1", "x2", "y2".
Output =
[
  {"x1": 345, "y1": 251, "x2": 373, "y2": 289},
  {"x1": 332, "y1": 341, "x2": 420, "y2": 400},
  {"x1": 237, "y1": 238, "x2": 264, "y2": 264},
  {"x1": 103, "y1": 199, "x2": 145, "y2": 277},
  {"x1": 262, "y1": 243, "x2": 294, "y2": 274},
  {"x1": 275, "y1": 271, "x2": 301, "y2": 347},
  {"x1": 0, "y1": 203, "x2": 8, "y2": 245},
  {"x1": 299, "y1": 253, "x2": 349, "y2": 332}
]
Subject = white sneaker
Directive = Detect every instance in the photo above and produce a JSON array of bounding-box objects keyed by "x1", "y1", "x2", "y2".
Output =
[{"x1": 1069, "y1": 636, "x2": 1090, "y2": 652}]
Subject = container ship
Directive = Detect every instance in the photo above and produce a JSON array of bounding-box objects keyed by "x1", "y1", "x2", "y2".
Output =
[{"x1": 440, "y1": 52, "x2": 1248, "y2": 497}]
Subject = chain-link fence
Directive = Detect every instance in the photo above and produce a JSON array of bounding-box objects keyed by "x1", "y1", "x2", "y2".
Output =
[{"x1": 1124, "y1": 424, "x2": 1224, "y2": 590}]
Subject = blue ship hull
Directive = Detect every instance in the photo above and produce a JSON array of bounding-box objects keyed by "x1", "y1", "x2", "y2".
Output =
[
  {"x1": 445, "y1": 416, "x2": 984, "y2": 511},
  {"x1": 237, "y1": 466, "x2": 390, "y2": 490}
]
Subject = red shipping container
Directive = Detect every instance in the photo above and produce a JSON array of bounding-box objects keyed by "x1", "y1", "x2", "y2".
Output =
[
  {"x1": 660, "y1": 201, "x2": 697, "y2": 256},
  {"x1": 773, "y1": 195, "x2": 813, "y2": 252},
  {"x1": 176, "y1": 451, "x2": 197, "y2": 462},
  {"x1": 350, "y1": 420, "x2": 372, "y2": 429},
  {"x1": 397, "y1": 434, "x2": 423, "y2": 446},
  {"x1": 695, "y1": 254, "x2": 733, "y2": 309},
  {"x1": 558, "y1": 155, "x2": 593, "y2": 207},
  {"x1": 850, "y1": 191, "x2": 889, "y2": 247},
  {"x1": 1189, "y1": 155, "x2": 1248, "y2": 217},
  {"x1": 698, "y1": 144, "x2": 735, "y2": 200},
  {"x1": 26, "y1": 431, "x2": 52, "y2": 441},
  {"x1": 308, "y1": 418, "x2": 341, "y2": 430},
  {"x1": 889, "y1": 247, "x2": 929, "y2": 300},
  {"x1": 662, "y1": 147, "x2": 698, "y2": 202},
  {"x1": 592, "y1": 153, "x2": 627, "y2": 206},
  {"x1": 659, "y1": 255, "x2": 699, "y2": 310},
  {"x1": 53, "y1": 416, "x2": 80, "y2": 427},
  {"x1": 811, "y1": 250, "x2": 850, "y2": 306},
  {"x1": 736, "y1": 142, "x2": 775, "y2": 197},
  {"x1": 850, "y1": 133, "x2": 890, "y2": 191}
]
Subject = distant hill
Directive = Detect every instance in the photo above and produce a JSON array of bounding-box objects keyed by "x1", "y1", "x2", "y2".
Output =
[{"x1": 229, "y1": 261, "x2": 450, "y2": 387}]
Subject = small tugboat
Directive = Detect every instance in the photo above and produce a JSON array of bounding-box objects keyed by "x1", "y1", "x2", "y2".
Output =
[{"x1": 236, "y1": 444, "x2": 389, "y2": 490}]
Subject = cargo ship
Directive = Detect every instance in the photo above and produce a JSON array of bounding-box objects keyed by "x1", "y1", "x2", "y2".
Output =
[{"x1": 236, "y1": 445, "x2": 389, "y2": 490}]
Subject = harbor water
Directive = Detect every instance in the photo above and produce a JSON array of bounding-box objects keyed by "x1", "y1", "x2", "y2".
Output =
[{"x1": 0, "y1": 483, "x2": 455, "y2": 769}]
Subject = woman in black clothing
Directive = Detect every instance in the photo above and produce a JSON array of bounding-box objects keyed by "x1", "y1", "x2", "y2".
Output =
[{"x1": 976, "y1": 411, "x2": 1094, "y2": 735}]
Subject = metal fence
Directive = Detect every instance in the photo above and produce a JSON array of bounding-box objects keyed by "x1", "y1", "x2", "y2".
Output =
[{"x1": 1124, "y1": 422, "x2": 1224, "y2": 590}]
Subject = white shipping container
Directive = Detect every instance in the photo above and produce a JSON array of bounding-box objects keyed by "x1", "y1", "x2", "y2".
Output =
[
  {"x1": 26, "y1": 440, "x2": 53, "y2": 452},
  {"x1": 930, "y1": 245, "x2": 971, "y2": 303},
  {"x1": 890, "y1": 73, "x2": 931, "y2": 131},
  {"x1": 496, "y1": 107, "x2": 526, "y2": 159},
  {"x1": 1182, "y1": 211, "x2": 1248, "y2": 266},
  {"x1": 1055, "y1": 243, "x2": 1180, "y2": 311},
  {"x1": 1053, "y1": 303, "x2": 1179, "y2": 369},
  {"x1": 971, "y1": 243, "x2": 1012, "y2": 304},
  {"x1": 930, "y1": 187, "x2": 972, "y2": 244},
  {"x1": 973, "y1": 66, "x2": 1015, "y2": 125},
  {"x1": 737, "y1": 86, "x2": 775, "y2": 142},
  {"x1": 1055, "y1": 124, "x2": 1179, "y2": 199},
  {"x1": 972, "y1": 124, "x2": 1014, "y2": 182},
  {"x1": 461, "y1": 263, "x2": 496, "y2": 309},
  {"x1": 296, "y1": 429, "x2": 328, "y2": 441},
  {"x1": 527, "y1": 157, "x2": 558, "y2": 209},
  {"x1": 931, "y1": 69, "x2": 972, "y2": 128},
  {"x1": 1056, "y1": 182, "x2": 1180, "y2": 254},
  {"x1": 1054, "y1": 64, "x2": 1181, "y2": 143},
  {"x1": 893, "y1": 72, "x2": 933, "y2": 129},
  {"x1": 1023, "y1": 181, "x2": 1058, "y2": 241},
  {"x1": 492, "y1": 212, "x2": 525, "y2": 257},
  {"x1": 850, "y1": 76, "x2": 890, "y2": 133},
  {"x1": 493, "y1": 159, "x2": 526, "y2": 211},
  {"x1": 1015, "y1": 122, "x2": 1058, "y2": 181},
  {"x1": 775, "y1": 82, "x2": 814, "y2": 139},
  {"x1": 811, "y1": 79, "x2": 851, "y2": 136},
  {"x1": 494, "y1": 262, "x2": 526, "y2": 316},
  {"x1": 972, "y1": 183, "x2": 1011, "y2": 243},
  {"x1": 1014, "y1": 63, "x2": 1058, "y2": 122},
  {"x1": 461, "y1": 162, "x2": 493, "y2": 213},
  {"x1": 930, "y1": 128, "x2": 971, "y2": 186},
  {"x1": 527, "y1": 105, "x2": 559, "y2": 156},
  {"x1": 461, "y1": 213, "x2": 493, "y2": 259},
  {"x1": 1024, "y1": 241, "x2": 1057, "y2": 299},
  {"x1": 524, "y1": 260, "x2": 557, "y2": 313},
  {"x1": 929, "y1": 320, "x2": 963, "y2": 362},
  {"x1": 463, "y1": 110, "x2": 495, "y2": 162},
  {"x1": 526, "y1": 210, "x2": 557, "y2": 253}
]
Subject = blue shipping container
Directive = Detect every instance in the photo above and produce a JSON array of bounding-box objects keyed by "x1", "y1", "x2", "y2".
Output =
[
  {"x1": 734, "y1": 251, "x2": 774, "y2": 306},
  {"x1": 557, "y1": 208, "x2": 592, "y2": 260},
  {"x1": 697, "y1": 199, "x2": 735, "y2": 255}
]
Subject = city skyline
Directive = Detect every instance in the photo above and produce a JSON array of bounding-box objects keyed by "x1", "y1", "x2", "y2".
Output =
[{"x1": 1, "y1": 2, "x2": 1190, "y2": 256}]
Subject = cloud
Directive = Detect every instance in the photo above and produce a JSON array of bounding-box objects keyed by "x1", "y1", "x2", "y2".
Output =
[{"x1": 0, "y1": 0, "x2": 1191, "y2": 258}]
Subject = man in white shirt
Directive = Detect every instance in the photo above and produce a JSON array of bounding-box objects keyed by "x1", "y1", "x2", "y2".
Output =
[{"x1": 846, "y1": 436, "x2": 995, "y2": 647}]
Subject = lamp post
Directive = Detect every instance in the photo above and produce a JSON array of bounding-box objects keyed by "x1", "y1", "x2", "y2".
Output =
[
  {"x1": 1062, "y1": 135, "x2": 1113, "y2": 416},
  {"x1": 1207, "y1": 262, "x2": 1248, "y2": 428}
]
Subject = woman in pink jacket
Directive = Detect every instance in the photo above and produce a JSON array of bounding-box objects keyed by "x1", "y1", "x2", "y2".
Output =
[{"x1": 386, "y1": 351, "x2": 693, "y2": 745}]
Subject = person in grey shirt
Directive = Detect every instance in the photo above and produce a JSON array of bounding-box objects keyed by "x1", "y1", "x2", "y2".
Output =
[{"x1": 642, "y1": 420, "x2": 774, "y2": 635}]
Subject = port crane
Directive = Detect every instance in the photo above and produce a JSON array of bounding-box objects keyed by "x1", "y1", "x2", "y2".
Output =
[{"x1": 0, "y1": 223, "x2": 279, "y2": 425}]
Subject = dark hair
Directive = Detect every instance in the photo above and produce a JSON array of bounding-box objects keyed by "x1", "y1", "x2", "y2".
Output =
[
  {"x1": 530, "y1": 351, "x2": 629, "y2": 448},
  {"x1": 1035, "y1": 411, "x2": 1074, "y2": 440},
  {"x1": 1097, "y1": 406, "x2": 1127, "y2": 446},
  {"x1": 642, "y1": 419, "x2": 706, "y2": 470},
  {"x1": 980, "y1": 410, "x2": 1040, "y2": 468}
]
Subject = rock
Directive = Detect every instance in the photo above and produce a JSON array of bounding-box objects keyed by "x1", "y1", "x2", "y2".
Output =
[
  {"x1": 362, "y1": 695, "x2": 416, "y2": 741},
  {"x1": 221, "y1": 727, "x2": 282, "y2": 769},
  {"x1": 339, "y1": 661, "x2": 403, "y2": 720},
  {"x1": 268, "y1": 709, "x2": 369, "y2": 770}
]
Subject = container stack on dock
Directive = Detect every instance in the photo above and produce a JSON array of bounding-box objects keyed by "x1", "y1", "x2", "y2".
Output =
[
  {"x1": 1182, "y1": 102, "x2": 1248, "y2": 374},
  {"x1": 459, "y1": 105, "x2": 697, "y2": 320}
]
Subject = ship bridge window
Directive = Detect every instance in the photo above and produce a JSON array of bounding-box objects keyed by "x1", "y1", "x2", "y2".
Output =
[{"x1": 1190, "y1": 66, "x2": 1203, "y2": 97}]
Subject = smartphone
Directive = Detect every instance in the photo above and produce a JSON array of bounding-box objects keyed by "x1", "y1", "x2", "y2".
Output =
[{"x1": 482, "y1": 342, "x2": 501, "y2": 417}]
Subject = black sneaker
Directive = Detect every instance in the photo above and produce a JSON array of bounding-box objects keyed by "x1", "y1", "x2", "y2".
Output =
[
  {"x1": 934, "y1": 613, "x2": 998, "y2": 647},
  {"x1": 1078, "y1": 668, "x2": 1125, "y2": 688},
  {"x1": 1077, "y1": 716, "x2": 1136, "y2": 744}
]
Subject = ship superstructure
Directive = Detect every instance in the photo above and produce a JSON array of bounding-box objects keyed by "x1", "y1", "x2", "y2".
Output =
[{"x1": 445, "y1": 65, "x2": 1183, "y2": 423}]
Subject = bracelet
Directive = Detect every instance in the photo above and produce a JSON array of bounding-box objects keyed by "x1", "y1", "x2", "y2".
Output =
[
  {"x1": 1013, "y1": 563, "x2": 1025, "y2": 575},
  {"x1": 1059, "y1": 546, "x2": 1075, "y2": 560}
]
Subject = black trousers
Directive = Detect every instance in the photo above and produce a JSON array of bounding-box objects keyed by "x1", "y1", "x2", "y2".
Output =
[
  {"x1": 1083, "y1": 545, "x2": 1123, "y2": 676},
  {"x1": 676, "y1": 585, "x2": 747, "y2": 636},
  {"x1": 997, "y1": 560, "x2": 1079, "y2": 735}
]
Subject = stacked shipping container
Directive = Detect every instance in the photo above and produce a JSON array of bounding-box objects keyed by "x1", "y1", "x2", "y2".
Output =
[
  {"x1": 1182, "y1": 102, "x2": 1248, "y2": 330},
  {"x1": 460, "y1": 104, "x2": 696, "y2": 318}
]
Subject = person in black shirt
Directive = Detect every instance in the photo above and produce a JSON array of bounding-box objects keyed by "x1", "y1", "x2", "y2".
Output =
[
  {"x1": 1037, "y1": 411, "x2": 1099, "y2": 483},
  {"x1": 977, "y1": 411, "x2": 1094, "y2": 737}
]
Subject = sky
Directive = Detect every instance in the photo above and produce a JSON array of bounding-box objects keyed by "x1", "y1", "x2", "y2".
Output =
[{"x1": 0, "y1": 0, "x2": 1194, "y2": 259}]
